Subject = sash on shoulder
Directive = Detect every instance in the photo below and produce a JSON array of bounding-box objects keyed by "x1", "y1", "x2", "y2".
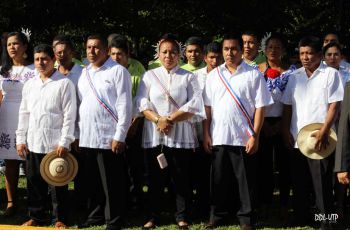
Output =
[{"x1": 216, "y1": 67, "x2": 255, "y2": 137}]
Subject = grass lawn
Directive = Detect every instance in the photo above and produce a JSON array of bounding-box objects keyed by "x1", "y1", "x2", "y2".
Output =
[{"x1": 0, "y1": 176, "x2": 348, "y2": 229}]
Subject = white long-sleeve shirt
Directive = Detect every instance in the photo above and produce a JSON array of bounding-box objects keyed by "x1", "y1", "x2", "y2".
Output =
[
  {"x1": 135, "y1": 65, "x2": 206, "y2": 149},
  {"x1": 16, "y1": 71, "x2": 77, "y2": 153},
  {"x1": 78, "y1": 57, "x2": 132, "y2": 149}
]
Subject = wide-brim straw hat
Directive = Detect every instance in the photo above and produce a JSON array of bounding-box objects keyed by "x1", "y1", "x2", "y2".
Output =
[
  {"x1": 40, "y1": 150, "x2": 78, "y2": 186},
  {"x1": 297, "y1": 123, "x2": 337, "y2": 160}
]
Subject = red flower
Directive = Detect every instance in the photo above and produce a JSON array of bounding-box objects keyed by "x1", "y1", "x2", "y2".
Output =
[{"x1": 266, "y1": 68, "x2": 281, "y2": 79}]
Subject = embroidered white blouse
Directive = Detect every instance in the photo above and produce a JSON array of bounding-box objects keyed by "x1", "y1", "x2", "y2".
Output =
[
  {"x1": 16, "y1": 71, "x2": 77, "y2": 153},
  {"x1": 78, "y1": 57, "x2": 132, "y2": 149},
  {"x1": 203, "y1": 62, "x2": 274, "y2": 147},
  {"x1": 135, "y1": 65, "x2": 206, "y2": 149}
]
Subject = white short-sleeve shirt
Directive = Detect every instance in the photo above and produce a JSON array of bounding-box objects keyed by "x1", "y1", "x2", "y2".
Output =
[
  {"x1": 203, "y1": 62, "x2": 273, "y2": 146},
  {"x1": 281, "y1": 62, "x2": 344, "y2": 147}
]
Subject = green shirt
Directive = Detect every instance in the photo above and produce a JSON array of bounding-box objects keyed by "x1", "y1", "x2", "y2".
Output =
[
  {"x1": 243, "y1": 51, "x2": 266, "y2": 66},
  {"x1": 128, "y1": 58, "x2": 146, "y2": 97},
  {"x1": 54, "y1": 58, "x2": 85, "y2": 68},
  {"x1": 180, "y1": 61, "x2": 206, "y2": 72}
]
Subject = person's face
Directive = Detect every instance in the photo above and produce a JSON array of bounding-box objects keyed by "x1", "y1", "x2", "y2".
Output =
[
  {"x1": 242, "y1": 34, "x2": 259, "y2": 61},
  {"x1": 299, "y1": 46, "x2": 321, "y2": 71},
  {"x1": 324, "y1": 46, "x2": 341, "y2": 69},
  {"x1": 265, "y1": 39, "x2": 284, "y2": 62},
  {"x1": 222, "y1": 39, "x2": 242, "y2": 66},
  {"x1": 323, "y1": 34, "x2": 339, "y2": 47},
  {"x1": 7, "y1": 35, "x2": 27, "y2": 60},
  {"x1": 54, "y1": 43, "x2": 73, "y2": 65},
  {"x1": 159, "y1": 41, "x2": 179, "y2": 71},
  {"x1": 109, "y1": 47, "x2": 128, "y2": 68},
  {"x1": 204, "y1": 52, "x2": 223, "y2": 70},
  {"x1": 185, "y1": 44, "x2": 203, "y2": 67},
  {"x1": 86, "y1": 39, "x2": 108, "y2": 67},
  {"x1": 34, "y1": 52, "x2": 55, "y2": 76}
]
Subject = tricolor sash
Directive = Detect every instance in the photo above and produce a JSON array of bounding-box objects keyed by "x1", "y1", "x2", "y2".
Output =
[
  {"x1": 216, "y1": 67, "x2": 255, "y2": 137},
  {"x1": 85, "y1": 68, "x2": 118, "y2": 122}
]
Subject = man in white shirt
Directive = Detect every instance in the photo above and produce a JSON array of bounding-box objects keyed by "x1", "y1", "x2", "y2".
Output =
[
  {"x1": 281, "y1": 36, "x2": 343, "y2": 229},
  {"x1": 77, "y1": 35, "x2": 132, "y2": 230},
  {"x1": 53, "y1": 35, "x2": 85, "y2": 214},
  {"x1": 203, "y1": 33, "x2": 273, "y2": 230},
  {"x1": 16, "y1": 44, "x2": 77, "y2": 228}
]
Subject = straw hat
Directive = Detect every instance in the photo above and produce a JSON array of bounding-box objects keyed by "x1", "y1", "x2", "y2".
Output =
[
  {"x1": 40, "y1": 150, "x2": 78, "y2": 186},
  {"x1": 297, "y1": 123, "x2": 337, "y2": 160}
]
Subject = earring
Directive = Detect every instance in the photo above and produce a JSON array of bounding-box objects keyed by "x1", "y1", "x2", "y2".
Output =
[{"x1": 22, "y1": 53, "x2": 28, "y2": 59}]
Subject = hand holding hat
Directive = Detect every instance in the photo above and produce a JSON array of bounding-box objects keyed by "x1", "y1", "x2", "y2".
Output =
[{"x1": 297, "y1": 123, "x2": 337, "y2": 160}]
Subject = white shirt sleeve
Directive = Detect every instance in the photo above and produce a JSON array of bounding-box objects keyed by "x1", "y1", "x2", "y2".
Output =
[
  {"x1": 203, "y1": 71, "x2": 213, "y2": 107},
  {"x1": 253, "y1": 72, "x2": 274, "y2": 108},
  {"x1": 281, "y1": 74, "x2": 294, "y2": 105},
  {"x1": 113, "y1": 68, "x2": 132, "y2": 142},
  {"x1": 58, "y1": 80, "x2": 77, "y2": 149},
  {"x1": 328, "y1": 70, "x2": 344, "y2": 103},
  {"x1": 135, "y1": 72, "x2": 155, "y2": 112},
  {"x1": 16, "y1": 81, "x2": 30, "y2": 145},
  {"x1": 178, "y1": 73, "x2": 206, "y2": 121}
]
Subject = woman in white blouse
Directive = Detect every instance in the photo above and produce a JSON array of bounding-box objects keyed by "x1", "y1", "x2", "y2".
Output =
[
  {"x1": 0, "y1": 32, "x2": 35, "y2": 216},
  {"x1": 136, "y1": 34, "x2": 205, "y2": 229}
]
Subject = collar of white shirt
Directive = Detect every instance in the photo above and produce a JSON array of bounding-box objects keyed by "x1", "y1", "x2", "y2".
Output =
[
  {"x1": 86, "y1": 57, "x2": 116, "y2": 72},
  {"x1": 160, "y1": 65, "x2": 180, "y2": 75}
]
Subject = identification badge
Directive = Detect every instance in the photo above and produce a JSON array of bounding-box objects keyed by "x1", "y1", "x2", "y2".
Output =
[{"x1": 157, "y1": 153, "x2": 168, "y2": 169}]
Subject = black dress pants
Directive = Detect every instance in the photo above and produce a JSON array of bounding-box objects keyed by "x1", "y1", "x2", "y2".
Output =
[
  {"x1": 145, "y1": 146, "x2": 192, "y2": 223},
  {"x1": 81, "y1": 148, "x2": 127, "y2": 230},
  {"x1": 290, "y1": 149, "x2": 334, "y2": 224},
  {"x1": 209, "y1": 145, "x2": 257, "y2": 225},
  {"x1": 26, "y1": 151, "x2": 68, "y2": 224}
]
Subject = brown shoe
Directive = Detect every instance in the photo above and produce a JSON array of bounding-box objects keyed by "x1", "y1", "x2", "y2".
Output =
[
  {"x1": 22, "y1": 219, "x2": 38, "y2": 226},
  {"x1": 240, "y1": 224, "x2": 255, "y2": 230},
  {"x1": 54, "y1": 221, "x2": 67, "y2": 229}
]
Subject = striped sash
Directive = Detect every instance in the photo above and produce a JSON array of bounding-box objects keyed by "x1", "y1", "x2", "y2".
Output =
[
  {"x1": 216, "y1": 67, "x2": 255, "y2": 137},
  {"x1": 85, "y1": 69, "x2": 118, "y2": 122}
]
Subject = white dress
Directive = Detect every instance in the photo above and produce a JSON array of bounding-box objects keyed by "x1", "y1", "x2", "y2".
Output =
[{"x1": 0, "y1": 64, "x2": 35, "y2": 160}]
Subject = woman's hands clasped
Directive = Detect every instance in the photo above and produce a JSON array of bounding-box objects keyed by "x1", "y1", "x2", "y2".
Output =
[{"x1": 156, "y1": 116, "x2": 173, "y2": 135}]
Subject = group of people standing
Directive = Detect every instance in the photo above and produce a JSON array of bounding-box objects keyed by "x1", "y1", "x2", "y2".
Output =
[{"x1": 0, "y1": 29, "x2": 349, "y2": 230}]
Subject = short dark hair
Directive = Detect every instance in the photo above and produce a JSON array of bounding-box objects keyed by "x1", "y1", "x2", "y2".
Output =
[
  {"x1": 185, "y1": 36, "x2": 204, "y2": 51},
  {"x1": 223, "y1": 32, "x2": 243, "y2": 50},
  {"x1": 242, "y1": 30, "x2": 260, "y2": 41},
  {"x1": 322, "y1": 41, "x2": 342, "y2": 56},
  {"x1": 110, "y1": 37, "x2": 129, "y2": 54},
  {"x1": 34, "y1": 44, "x2": 55, "y2": 59},
  {"x1": 204, "y1": 42, "x2": 221, "y2": 55},
  {"x1": 298, "y1": 36, "x2": 322, "y2": 53},
  {"x1": 87, "y1": 34, "x2": 108, "y2": 48},
  {"x1": 53, "y1": 35, "x2": 74, "y2": 51}
]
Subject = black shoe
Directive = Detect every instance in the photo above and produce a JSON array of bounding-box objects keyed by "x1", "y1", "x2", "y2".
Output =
[
  {"x1": 77, "y1": 221, "x2": 104, "y2": 229},
  {"x1": 204, "y1": 221, "x2": 218, "y2": 229}
]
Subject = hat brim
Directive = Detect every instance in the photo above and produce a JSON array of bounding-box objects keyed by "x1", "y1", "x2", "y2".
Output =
[
  {"x1": 297, "y1": 123, "x2": 337, "y2": 160},
  {"x1": 40, "y1": 150, "x2": 78, "y2": 186}
]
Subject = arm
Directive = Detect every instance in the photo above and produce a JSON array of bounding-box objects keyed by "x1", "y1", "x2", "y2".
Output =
[
  {"x1": 113, "y1": 68, "x2": 133, "y2": 153},
  {"x1": 143, "y1": 109, "x2": 173, "y2": 135},
  {"x1": 16, "y1": 83, "x2": 30, "y2": 159},
  {"x1": 203, "y1": 106, "x2": 212, "y2": 153},
  {"x1": 57, "y1": 80, "x2": 77, "y2": 157},
  {"x1": 281, "y1": 104, "x2": 294, "y2": 149},
  {"x1": 245, "y1": 107, "x2": 265, "y2": 154},
  {"x1": 313, "y1": 102, "x2": 339, "y2": 151}
]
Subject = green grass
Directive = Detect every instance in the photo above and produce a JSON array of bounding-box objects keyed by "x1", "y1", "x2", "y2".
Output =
[{"x1": 0, "y1": 177, "x2": 348, "y2": 229}]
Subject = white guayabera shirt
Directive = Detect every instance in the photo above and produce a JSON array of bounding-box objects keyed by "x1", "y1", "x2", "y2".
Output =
[{"x1": 16, "y1": 71, "x2": 77, "y2": 153}]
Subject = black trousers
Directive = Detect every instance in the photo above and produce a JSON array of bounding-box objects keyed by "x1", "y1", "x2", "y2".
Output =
[
  {"x1": 145, "y1": 146, "x2": 192, "y2": 223},
  {"x1": 209, "y1": 145, "x2": 257, "y2": 225},
  {"x1": 290, "y1": 149, "x2": 334, "y2": 223},
  {"x1": 257, "y1": 117, "x2": 291, "y2": 207},
  {"x1": 26, "y1": 151, "x2": 68, "y2": 224},
  {"x1": 81, "y1": 148, "x2": 127, "y2": 230}
]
